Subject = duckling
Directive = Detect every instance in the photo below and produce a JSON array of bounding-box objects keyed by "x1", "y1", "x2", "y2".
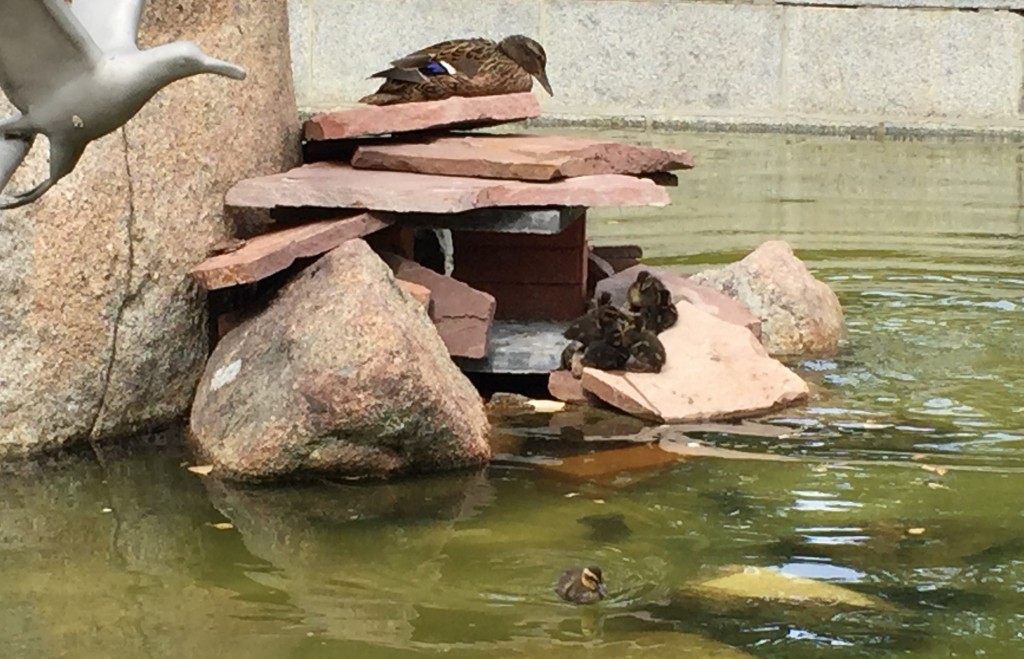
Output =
[
  {"x1": 580, "y1": 339, "x2": 629, "y2": 371},
  {"x1": 622, "y1": 324, "x2": 667, "y2": 373},
  {"x1": 555, "y1": 565, "x2": 607, "y2": 604},
  {"x1": 638, "y1": 288, "x2": 678, "y2": 334},
  {"x1": 360, "y1": 35, "x2": 553, "y2": 105},
  {"x1": 626, "y1": 270, "x2": 665, "y2": 310},
  {"x1": 560, "y1": 340, "x2": 585, "y2": 377},
  {"x1": 563, "y1": 292, "x2": 613, "y2": 345}
]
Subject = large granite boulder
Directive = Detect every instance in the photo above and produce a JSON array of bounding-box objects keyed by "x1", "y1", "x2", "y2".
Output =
[
  {"x1": 0, "y1": 1, "x2": 299, "y2": 457},
  {"x1": 691, "y1": 241, "x2": 845, "y2": 356},
  {"x1": 189, "y1": 240, "x2": 491, "y2": 482}
]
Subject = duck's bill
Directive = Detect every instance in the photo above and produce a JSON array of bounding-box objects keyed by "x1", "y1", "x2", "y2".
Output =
[
  {"x1": 597, "y1": 583, "x2": 607, "y2": 597},
  {"x1": 205, "y1": 57, "x2": 247, "y2": 80},
  {"x1": 536, "y1": 71, "x2": 553, "y2": 96}
]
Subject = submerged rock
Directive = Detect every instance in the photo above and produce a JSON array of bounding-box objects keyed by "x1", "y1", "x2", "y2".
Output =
[
  {"x1": 189, "y1": 240, "x2": 491, "y2": 481},
  {"x1": 691, "y1": 240, "x2": 845, "y2": 356},
  {"x1": 688, "y1": 565, "x2": 887, "y2": 610}
]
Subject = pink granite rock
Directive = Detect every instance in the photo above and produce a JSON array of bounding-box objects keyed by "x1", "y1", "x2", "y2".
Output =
[
  {"x1": 581, "y1": 301, "x2": 809, "y2": 423},
  {"x1": 381, "y1": 253, "x2": 496, "y2": 359},
  {"x1": 189, "y1": 240, "x2": 491, "y2": 482},
  {"x1": 303, "y1": 93, "x2": 541, "y2": 140},
  {"x1": 691, "y1": 241, "x2": 845, "y2": 356},
  {"x1": 351, "y1": 133, "x2": 695, "y2": 181},
  {"x1": 225, "y1": 163, "x2": 670, "y2": 213},
  {"x1": 596, "y1": 265, "x2": 762, "y2": 339}
]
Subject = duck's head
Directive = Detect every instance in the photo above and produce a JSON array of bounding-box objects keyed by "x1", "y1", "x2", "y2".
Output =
[
  {"x1": 581, "y1": 565, "x2": 607, "y2": 598},
  {"x1": 499, "y1": 35, "x2": 553, "y2": 96}
]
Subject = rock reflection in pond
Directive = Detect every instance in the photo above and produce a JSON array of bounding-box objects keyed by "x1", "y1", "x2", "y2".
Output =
[
  {"x1": 203, "y1": 470, "x2": 495, "y2": 649},
  {"x1": 0, "y1": 436, "x2": 295, "y2": 659},
  {"x1": 578, "y1": 513, "x2": 633, "y2": 543}
]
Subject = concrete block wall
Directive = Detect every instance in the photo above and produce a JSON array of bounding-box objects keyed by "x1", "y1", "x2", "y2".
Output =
[{"x1": 288, "y1": 0, "x2": 1024, "y2": 134}]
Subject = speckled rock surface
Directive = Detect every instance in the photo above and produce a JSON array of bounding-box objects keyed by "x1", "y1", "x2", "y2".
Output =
[
  {"x1": 189, "y1": 240, "x2": 491, "y2": 482},
  {"x1": 0, "y1": 1, "x2": 299, "y2": 458},
  {"x1": 691, "y1": 241, "x2": 845, "y2": 356}
]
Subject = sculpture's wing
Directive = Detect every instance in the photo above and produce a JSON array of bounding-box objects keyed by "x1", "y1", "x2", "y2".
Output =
[
  {"x1": 71, "y1": 0, "x2": 144, "y2": 53},
  {"x1": 0, "y1": 0, "x2": 102, "y2": 113}
]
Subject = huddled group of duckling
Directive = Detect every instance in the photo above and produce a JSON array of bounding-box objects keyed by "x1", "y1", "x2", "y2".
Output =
[{"x1": 560, "y1": 271, "x2": 678, "y2": 375}]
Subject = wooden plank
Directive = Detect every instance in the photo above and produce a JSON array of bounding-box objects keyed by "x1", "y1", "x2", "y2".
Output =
[
  {"x1": 453, "y1": 248, "x2": 587, "y2": 285},
  {"x1": 351, "y1": 133, "x2": 695, "y2": 181},
  {"x1": 190, "y1": 213, "x2": 390, "y2": 290},
  {"x1": 471, "y1": 281, "x2": 587, "y2": 320},
  {"x1": 224, "y1": 163, "x2": 670, "y2": 213}
]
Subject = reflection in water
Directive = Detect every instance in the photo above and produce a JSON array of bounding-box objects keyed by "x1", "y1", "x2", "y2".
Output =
[{"x1": 4, "y1": 131, "x2": 1024, "y2": 656}]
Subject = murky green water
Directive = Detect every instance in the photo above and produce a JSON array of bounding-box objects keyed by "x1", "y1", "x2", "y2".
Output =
[{"x1": 5, "y1": 131, "x2": 1024, "y2": 658}]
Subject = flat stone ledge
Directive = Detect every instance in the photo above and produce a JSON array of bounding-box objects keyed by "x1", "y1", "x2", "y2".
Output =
[
  {"x1": 225, "y1": 164, "x2": 670, "y2": 213},
  {"x1": 303, "y1": 93, "x2": 541, "y2": 140},
  {"x1": 190, "y1": 213, "x2": 390, "y2": 290},
  {"x1": 351, "y1": 133, "x2": 695, "y2": 181},
  {"x1": 455, "y1": 320, "x2": 566, "y2": 374}
]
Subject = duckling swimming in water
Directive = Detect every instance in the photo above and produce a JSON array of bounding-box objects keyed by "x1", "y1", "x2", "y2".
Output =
[{"x1": 555, "y1": 565, "x2": 607, "y2": 604}]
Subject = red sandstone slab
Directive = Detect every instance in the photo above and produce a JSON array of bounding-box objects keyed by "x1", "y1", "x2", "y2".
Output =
[
  {"x1": 351, "y1": 133, "x2": 695, "y2": 181},
  {"x1": 548, "y1": 370, "x2": 589, "y2": 404},
  {"x1": 190, "y1": 213, "x2": 391, "y2": 290},
  {"x1": 581, "y1": 301, "x2": 809, "y2": 423},
  {"x1": 381, "y1": 253, "x2": 495, "y2": 359},
  {"x1": 224, "y1": 163, "x2": 671, "y2": 214},
  {"x1": 397, "y1": 280, "x2": 432, "y2": 309},
  {"x1": 304, "y1": 93, "x2": 542, "y2": 141}
]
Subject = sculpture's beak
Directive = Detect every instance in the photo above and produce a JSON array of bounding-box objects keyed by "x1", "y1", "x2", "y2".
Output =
[
  {"x1": 204, "y1": 57, "x2": 247, "y2": 80},
  {"x1": 536, "y1": 70, "x2": 553, "y2": 96}
]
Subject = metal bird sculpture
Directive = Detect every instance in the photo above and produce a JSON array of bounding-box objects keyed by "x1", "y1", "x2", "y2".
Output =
[{"x1": 0, "y1": 0, "x2": 247, "y2": 209}]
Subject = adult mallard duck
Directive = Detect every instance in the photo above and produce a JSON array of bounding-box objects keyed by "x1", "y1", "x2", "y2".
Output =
[
  {"x1": 359, "y1": 35, "x2": 553, "y2": 105},
  {"x1": 555, "y1": 565, "x2": 607, "y2": 604}
]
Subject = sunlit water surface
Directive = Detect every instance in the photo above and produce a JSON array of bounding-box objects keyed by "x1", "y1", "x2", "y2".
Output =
[{"x1": 4, "y1": 131, "x2": 1024, "y2": 658}]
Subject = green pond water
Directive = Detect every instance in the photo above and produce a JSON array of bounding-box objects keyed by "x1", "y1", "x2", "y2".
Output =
[{"x1": 5, "y1": 130, "x2": 1024, "y2": 658}]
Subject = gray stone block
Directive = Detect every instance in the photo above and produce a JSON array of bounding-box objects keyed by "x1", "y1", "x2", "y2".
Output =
[
  {"x1": 782, "y1": 6, "x2": 1024, "y2": 119},
  {"x1": 287, "y1": 0, "x2": 315, "y2": 94},
  {"x1": 542, "y1": 1, "x2": 783, "y2": 116},
  {"x1": 779, "y1": 0, "x2": 1024, "y2": 8}
]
